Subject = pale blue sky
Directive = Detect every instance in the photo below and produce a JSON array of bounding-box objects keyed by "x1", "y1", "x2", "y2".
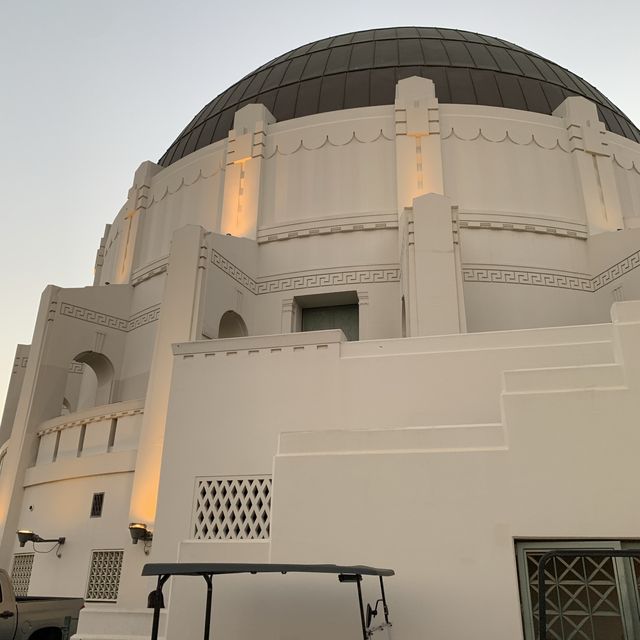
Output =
[{"x1": 1, "y1": 0, "x2": 639, "y2": 405}]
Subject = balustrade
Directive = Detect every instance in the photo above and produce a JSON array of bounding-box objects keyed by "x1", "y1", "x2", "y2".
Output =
[{"x1": 34, "y1": 400, "x2": 144, "y2": 466}]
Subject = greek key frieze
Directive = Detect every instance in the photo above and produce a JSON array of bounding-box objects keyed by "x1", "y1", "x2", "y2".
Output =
[
  {"x1": 57, "y1": 303, "x2": 161, "y2": 332},
  {"x1": 591, "y1": 251, "x2": 640, "y2": 290},
  {"x1": 211, "y1": 250, "x2": 400, "y2": 295},
  {"x1": 128, "y1": 306, "x2": 161, "y2": 330},
  {"x1": 463, "y1": 249, "x2": 640, "y2": 292},
  {"x1": 59, "y1": 303, "x2": 129, "y2": 331},
  {"x1": 211, "y1": 251, "x2": 258, "y2": 293}
]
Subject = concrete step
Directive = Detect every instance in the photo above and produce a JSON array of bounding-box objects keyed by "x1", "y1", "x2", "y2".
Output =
[
  {"x1": 503, "y1": 363, "x2": 625, "y2": 394},
  {"x1": 74, "y1": 607, "x2": 165, "y2": 640}
]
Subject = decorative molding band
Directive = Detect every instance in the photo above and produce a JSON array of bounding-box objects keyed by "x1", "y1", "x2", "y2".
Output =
[
  {"x1": 68, "y1": 362, "x2": 84, "y2": 374},
  {"x1": 211, "y1": 252, "x2": 258, "y2": 293},
  {"x1": 128, "y1": 305, "x2": 162, "y2": 330},
  {"x1": 57, "y1": 303, "x2": 161, "y2": 332},
  {"x1": 441, "y1": 124, "x2": 570, "y2": 153},
  {"x1": 463, "y1": 249, "x2": 640, "y2": 292},
  {"x1": 257, "y1": 213, "x2": 398, "y2": 244},
  {"x1": 463, "y1": 265, "x2": 592, "y2": 291},
  {"x1": 211, "y1": 250, "x2": 400, "y2": 295},
  {"x1": 591, "y1": 251, "x2": 640, "y2": 290},
  {"x1": 37, "y1": 406, "x2": 144, "y2": 437},
  {"x1": 458, "y1": 211, "x2": 587, "y2": 240},
  {"x1": 59, "y1": 303, "x2": 128, "y2": 331},
  {"x1": 131, "y1": 256, "x2": 169, "y2": 286},
  {"x1": 612, "y1": 154, "x2": 640, "y2": 175},
  {"x1": 609, "y1": 139, "x2": 640, "y2": 173},
  {"x1": 264, "y1": 126, "x2": 394, "y2": 159},
  {"x1": 143, "y1": 159, "x2": 225, "y2": 210}
]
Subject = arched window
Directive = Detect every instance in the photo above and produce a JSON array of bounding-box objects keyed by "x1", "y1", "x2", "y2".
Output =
[{"x1": 217, "y1": 311, "x2": 248, "y2": 339}]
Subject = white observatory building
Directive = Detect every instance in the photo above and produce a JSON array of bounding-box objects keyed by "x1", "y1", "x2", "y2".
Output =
[{"x1": 1, "y1": 26, "x2": 640, "y2": 640}]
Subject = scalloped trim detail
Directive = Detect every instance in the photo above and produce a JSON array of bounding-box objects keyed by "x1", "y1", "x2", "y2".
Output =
[
  {"x1": 144, "y1": 158, "x2": 225, "y2": 209},
  {"x1": 441, "y1": 124, "x2": 571, "y2": 152},
  {"x1": 265, "y1": 127, "x2": 394, "y2": 158},
  {"x1": 612, "y1": 153, "x2": 640, "y2": 174}
]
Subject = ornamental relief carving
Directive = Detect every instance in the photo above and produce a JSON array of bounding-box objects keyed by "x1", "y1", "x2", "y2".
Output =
[{"x1": 463, "y1": 248, "x2": 640, "y2": 292}]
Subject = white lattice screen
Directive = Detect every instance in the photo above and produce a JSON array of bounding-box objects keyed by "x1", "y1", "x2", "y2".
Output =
[
  {"x1": 86, "y1": 550, "x2": 123, "y2": 602},
  {"x1": 193, "y1": 476, "x2": 272, "y2": 540},
  {"x1": 11, "y1": 553, "x2": 34, "y2": 597}
]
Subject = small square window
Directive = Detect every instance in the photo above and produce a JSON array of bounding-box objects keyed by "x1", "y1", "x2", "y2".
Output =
[{"x1": 90, "y1": 492, "x2": 104, "y2": 518}]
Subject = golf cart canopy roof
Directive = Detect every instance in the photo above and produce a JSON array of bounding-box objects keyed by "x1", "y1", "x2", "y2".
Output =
[{"x1": 142, "y1": 562, "x2": 395, "y2": 577}]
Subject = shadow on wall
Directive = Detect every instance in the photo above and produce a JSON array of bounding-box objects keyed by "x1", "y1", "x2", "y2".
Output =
[
  {"x1": 218, "y1": 311, "x2": 248, "y2": 339},
  {"x1": 61, "y1": 351, "x2": 115, "y2": 415}
]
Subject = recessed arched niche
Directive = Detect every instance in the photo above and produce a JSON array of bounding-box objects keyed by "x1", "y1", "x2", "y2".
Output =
[
  {"x1": 61, "y1": 351, "x2": 115, "y2": 415},
  {"x1": 217, "y1": 311, "x2": 248, "y2": 339}
]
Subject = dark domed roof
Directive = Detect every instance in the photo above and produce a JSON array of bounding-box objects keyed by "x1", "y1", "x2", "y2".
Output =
[{"x1": 160, "y1": 27, "x2": 640, "y2": 167}]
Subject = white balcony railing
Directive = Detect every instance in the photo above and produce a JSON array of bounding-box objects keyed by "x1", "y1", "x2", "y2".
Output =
[{"x1": 34, "y1": 399, "x2": 144, "y2": 466}]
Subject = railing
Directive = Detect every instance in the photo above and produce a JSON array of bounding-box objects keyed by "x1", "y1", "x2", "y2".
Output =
[{"x1": 34, "y1": 399, "x2": 144, "y2": 465}]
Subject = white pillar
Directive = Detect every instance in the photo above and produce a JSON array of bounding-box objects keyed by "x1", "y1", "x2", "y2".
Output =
[
  {"x1": 127, "y1": 225, "x2": 208, "y2": 540},
  {"x1": 220, "y1": 104, "x2": 275, "y2": 239},
  {"x1": 400, "y1": 193, "x2": 465, "y2": 336},
  {"x1": 553, "y1": 97, "x2": 624, "y2": 235},
  {"x1": 394, "y1": 76, "x2": 444, "y2": 212},
  {"x1": 111, "y1": 161, "x2": 162, "y2": 285}
]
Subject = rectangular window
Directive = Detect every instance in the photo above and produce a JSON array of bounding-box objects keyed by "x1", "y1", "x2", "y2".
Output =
[
  {"x1": 11, "y1": 553, "x2": 34, "y2": 597},
  {"x1": 86, "y1": 550, "x2": 123, "y2": 602},
  {"x1": 90, "y1": 492, "x2": 104, "y2": 518},
  {"x1": 294, "y1": 291, "x2": 360, "y2": 341},
  {"x1": 516, "y1": 540, "x2": 640, "y2": 640}
]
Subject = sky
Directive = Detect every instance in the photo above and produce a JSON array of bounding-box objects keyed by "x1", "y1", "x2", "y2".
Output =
[{"x1": 1, "y1": 0, "x2": 639, "y2": 406}]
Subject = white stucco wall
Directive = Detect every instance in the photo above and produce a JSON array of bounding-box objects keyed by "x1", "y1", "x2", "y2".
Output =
[{"x1": 0, "y1": 75, "x2": 639, "y2": 640}]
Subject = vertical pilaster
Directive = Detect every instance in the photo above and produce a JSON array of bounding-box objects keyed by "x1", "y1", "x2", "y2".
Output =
[
  {"x1": 394, "y1": 76, "x2": 444, "y2": 212},
  {"x1": 113, "y1": 161, "x2": 162, "y2": 284},
  {"x1": 357, "y1": 290, "x2": 369, "y2": 339},
  {"x1": 128, "y1": 225, "x2": 209, "y2": 533},
  {"x1": 400, "y1": 194, "x2": 464, "y2": 336},
  {"x1": 0, "y1": 345, "x2": 30, "y2": 447},
  {"x1": 0, "y1": 286, "x2": 62, "y2": 566},
  {"x1": 93, "y1": 224, "x2": 111, "y2": 286},
  {"x1": 221, "y1": 104, "x2": 275, "y2": 239},
  {"x1": 281, "y1": 299, "x2": 294, "y2": 333},
  {"x1": 553, "y1": 97, "x2": 623, "y2": 234}
]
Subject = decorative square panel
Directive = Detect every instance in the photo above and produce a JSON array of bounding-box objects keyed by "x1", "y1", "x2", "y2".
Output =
[
  {"x1": 193, "y1": 476, "x2": 272, "y2": 540},
  {"x1": 86, "y1": 550, "x2": 123, "y2": 602},
  {"x1": 11, "y1": 553, "x2": 34, "y2": 597}
]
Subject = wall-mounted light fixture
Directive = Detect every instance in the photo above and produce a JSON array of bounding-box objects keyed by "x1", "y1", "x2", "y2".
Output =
[
  {"x1": 129, "y1": 523, "x2": 153, "y2": 554},
  {"x1": 17, "y1": 529, "x2": 66, "y2": 557}
]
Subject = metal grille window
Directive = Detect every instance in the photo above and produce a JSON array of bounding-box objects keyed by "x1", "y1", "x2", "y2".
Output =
[
  {"x1": 193, "y1": 476, "x2": 272, "y2": 540},
  {"x1": 86, "y1": 550, "x2": 123, "y2": 602},
  {"x1": 516, "y1": 541, "x2": 640, "y2": 640},
  {"x1": 90, "y1": 492, "x2": 104, "y2": 518},
  {"x1": 11, "y1": 553, "x2": 34, "y2": 597}
]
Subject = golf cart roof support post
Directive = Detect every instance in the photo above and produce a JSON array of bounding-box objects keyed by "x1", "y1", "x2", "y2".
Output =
[
  {"x1": 379, "y1": 576, "x2": 390, "y2": 625},
  {"x1": 151, "y1": 574, "x2": 170, "y2": 640},
  {"x1": 203, "y1": 573, "x2": 213, "y2": 640},
  {"x1": 355, "y1": 575, "x2": 367, "y2": 640}
]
